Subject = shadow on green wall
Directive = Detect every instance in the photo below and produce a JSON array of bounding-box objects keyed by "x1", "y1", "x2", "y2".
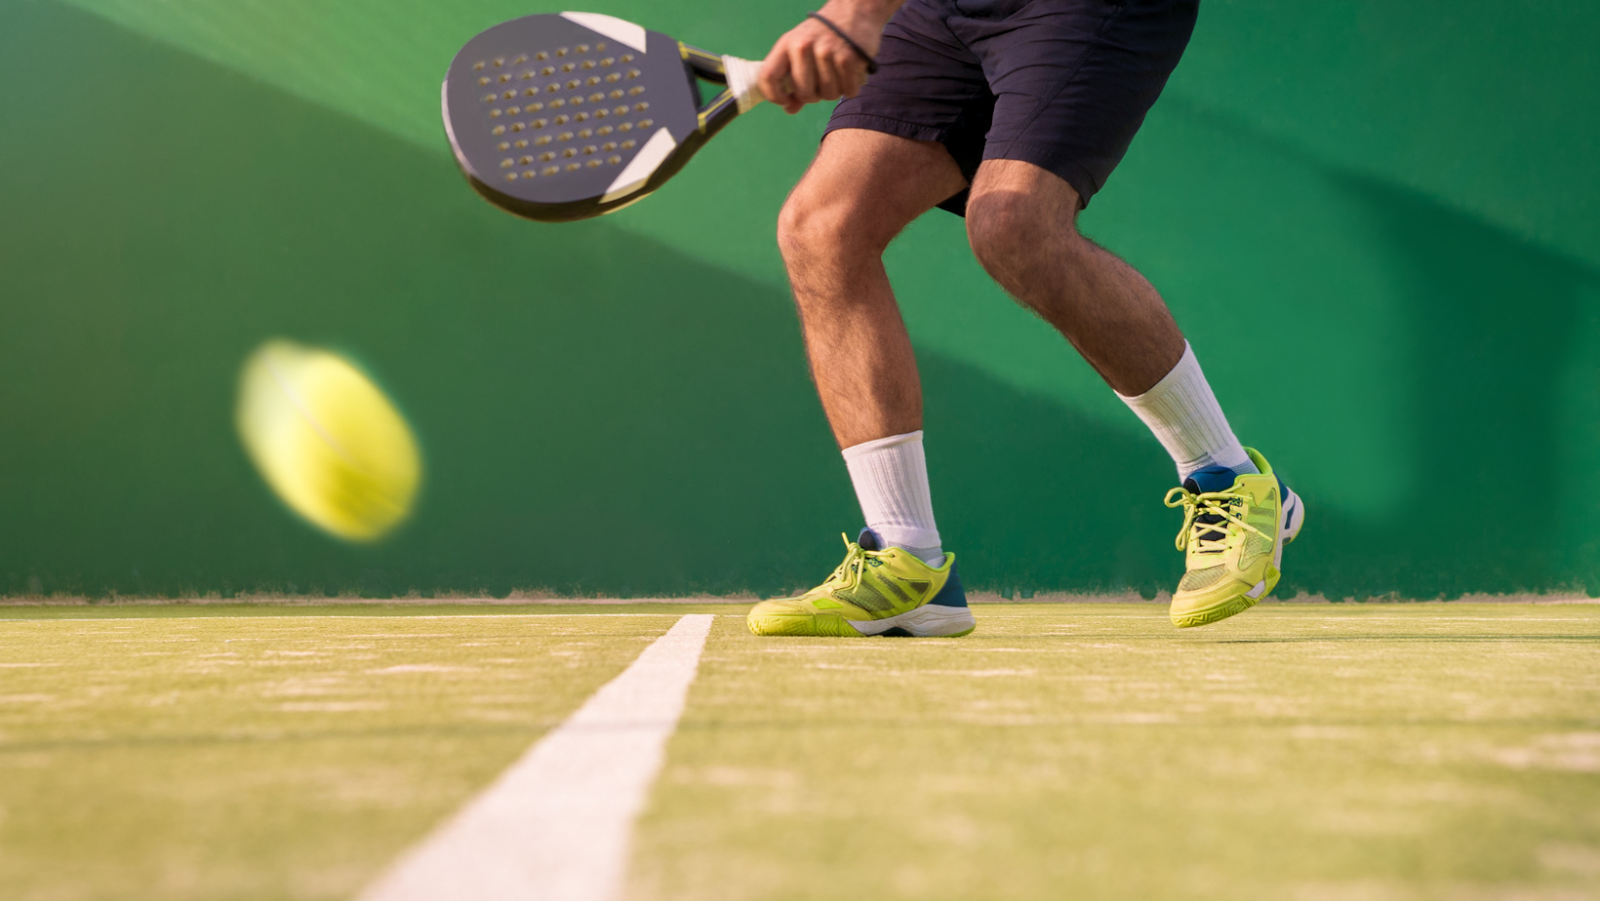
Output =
[
  {"x1": 1173, "y1": 101, "x2": 1600, "y2": 597},
  {"x1": 2, "y1": 3, "x2": 1596, "y2": 598},
  {"x1": 1322, "y1": 169, "x2": 1600, "y2": 597},
  {"x1": 0, "y1": 2, "x2": 1179, "y2": 598}
]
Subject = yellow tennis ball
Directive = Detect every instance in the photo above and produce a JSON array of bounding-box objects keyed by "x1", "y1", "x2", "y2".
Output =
[{"x1": 236, "y1": 339, "x2": 421, "y2": 542}]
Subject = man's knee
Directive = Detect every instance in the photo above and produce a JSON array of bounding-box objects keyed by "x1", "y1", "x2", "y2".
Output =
[
  {"x1": 777, "y1": 180, "x2": 900, "y2": 273},
  {"x1": 965, "y1": 189, "x2": 1080, "y2": 278},
  {"x1": 776, "y1": 187, "x2": 831, "y2": 267},
  {"x1": 777, "y1": 193, "x2": 853, "y2": 270}
]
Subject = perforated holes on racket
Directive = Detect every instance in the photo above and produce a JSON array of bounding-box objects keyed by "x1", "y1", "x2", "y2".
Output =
[{"x1": 475, "y1": 36, "x2": 638, "y2": 182}]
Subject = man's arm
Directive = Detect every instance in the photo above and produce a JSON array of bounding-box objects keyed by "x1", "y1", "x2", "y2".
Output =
[{"x1": 759, "y1": 0, "x2": 905, "y2": 114}]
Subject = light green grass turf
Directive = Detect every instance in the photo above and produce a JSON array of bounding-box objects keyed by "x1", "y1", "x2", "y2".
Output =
[
  {"x1": 631, "y1": 605, "x2": 1600, "y2": 901},
  {"x1": 0, "y1": 610, "x2": 682, "y2": 900},
  {"x1": 0, "y1": 602, "x2": 743, "y2": 621},
  {"x1": 2, "y1": 604, "x2": 1598, "y2": 901}
]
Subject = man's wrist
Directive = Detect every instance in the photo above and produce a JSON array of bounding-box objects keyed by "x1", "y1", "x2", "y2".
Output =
[{"x1": 817, "y1": 0, "x2": 903, "y2": 37}]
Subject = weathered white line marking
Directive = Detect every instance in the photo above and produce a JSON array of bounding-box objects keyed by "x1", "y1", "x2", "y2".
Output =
[{"x1": 358, "y1": 613, "x2": 715, "y2": 901}]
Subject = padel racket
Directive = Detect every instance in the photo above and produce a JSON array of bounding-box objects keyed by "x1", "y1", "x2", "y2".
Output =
[{"x1": 442, "y1": 12, "x2": 768, "y2": 223}]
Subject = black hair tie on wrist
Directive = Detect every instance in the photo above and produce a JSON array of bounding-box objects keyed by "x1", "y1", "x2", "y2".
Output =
[{"x1": 807, "y1": 11, "x2": 879, "y2": 74}]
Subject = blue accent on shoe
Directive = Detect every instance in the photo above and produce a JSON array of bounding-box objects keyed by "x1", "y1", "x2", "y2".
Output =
[
  {"x1": 928, "y1": 561, "x2": 968, "y2": 608},
  {"x1": 1278, "y1": 477, "x2": 1298, "y2": 531},
  {"x1": 1183, "y1": 464, "x2": 1238, "y2": 494},
  {"x1": 857, "y1": 527, "x2": 884, "y2": 551},
  {"x1": 879, "y1": 627, "x2": 915, "y2": 637}
]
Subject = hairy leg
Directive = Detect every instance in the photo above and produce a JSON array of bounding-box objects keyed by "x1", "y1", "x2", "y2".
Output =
[
  {"x1": 964, "y1": 159, "x2": 1186, "y2": 396},
  {"x1": 778, "y1": 129, "x2": 967, "y2": 448}
]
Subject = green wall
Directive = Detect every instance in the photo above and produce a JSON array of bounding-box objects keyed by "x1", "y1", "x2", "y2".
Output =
[{"x1": 3, "y1": 0, "x2": 1598, "y2": 599}]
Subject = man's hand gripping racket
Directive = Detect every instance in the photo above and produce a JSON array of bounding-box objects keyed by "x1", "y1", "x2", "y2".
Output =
[{"x1": 441, "y1": 7, "x2": 886, "y2": 223}]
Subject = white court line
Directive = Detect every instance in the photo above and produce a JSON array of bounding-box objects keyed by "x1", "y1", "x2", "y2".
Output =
[{"x1": 358, "y1": 613, "x2": 715, "y2": 901}]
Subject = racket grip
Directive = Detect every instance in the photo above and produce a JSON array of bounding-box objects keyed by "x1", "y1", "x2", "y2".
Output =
[{"x1": 721, "y1": 56, "x2": 768, "y2": 113}]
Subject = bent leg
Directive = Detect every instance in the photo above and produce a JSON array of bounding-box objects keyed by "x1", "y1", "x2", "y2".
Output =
[
  {"x1": 778, "y1": 128, "x2": 966, "y2": 448},
  {"x1": 965, "y1": 158, "x2": 1254, "y2": 480},
  {"x1": 964, "y1": 158, "x2": 1185, "y2": 396}
]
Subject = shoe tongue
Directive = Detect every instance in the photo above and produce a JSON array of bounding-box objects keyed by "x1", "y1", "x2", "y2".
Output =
[
  {"x1": 1184, "y1": 465, "x2": 1238, "y2": 494},
  {"x1": 1182, "y1": 466, "x2": 1237, "y2": 552},
  {"x1": 856, "y1": 528, "x2": 884, "y2": 551}
]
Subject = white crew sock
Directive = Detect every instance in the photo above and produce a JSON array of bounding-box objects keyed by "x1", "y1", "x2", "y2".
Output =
[
  {"x1": 1117, "y1": 342, "x2": 1257, "y2": 481},
  {"x1": 841, "y1": 430, "x2": 945, "y2": 565}
]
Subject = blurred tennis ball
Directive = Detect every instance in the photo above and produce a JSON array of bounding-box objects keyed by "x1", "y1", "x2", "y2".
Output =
[{"x1": 236, "y1": 339, "x2": 421, "y2": 542}]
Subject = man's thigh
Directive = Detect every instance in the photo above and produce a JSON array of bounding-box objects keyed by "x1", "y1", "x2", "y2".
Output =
[
  {"x1": 789, "y1": 128, "x2": 967, "y2": 249},
  {"x1": 962, "y1": 0, "x2": 1199, "y2": 208}
]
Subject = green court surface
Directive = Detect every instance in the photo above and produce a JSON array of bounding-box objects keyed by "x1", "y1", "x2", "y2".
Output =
[{"x1": 2, "y1": 604, "x2": 1597, "y2": 900}]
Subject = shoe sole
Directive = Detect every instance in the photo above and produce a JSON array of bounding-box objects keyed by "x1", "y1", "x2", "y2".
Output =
[
  {"x1": 1172, "y1": 487, "x2": 1305, "y2": 629},
  {"x1": 748, "y1": 603, "x2": 976, "y2": 638},
  {"x1": 1171, "y1": 592, "x2": 1261, "y2": 629}
]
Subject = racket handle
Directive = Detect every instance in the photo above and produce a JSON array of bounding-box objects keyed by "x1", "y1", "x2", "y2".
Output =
[{"x1": 720, "y1": 56, "x2": 767, "y2": 113}]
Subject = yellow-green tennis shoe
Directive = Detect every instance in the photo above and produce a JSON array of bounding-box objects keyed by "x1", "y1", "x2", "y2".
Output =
[
  {"x1": 1164, "y1": 447, "x2": 1305, "y2": 628},
  {"x1": 747, "y1": 529, "x2": 976, "y2": 637}
]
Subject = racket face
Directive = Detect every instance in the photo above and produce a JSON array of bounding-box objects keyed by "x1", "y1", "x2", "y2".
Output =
[{"x1": 443, "y1": 13, "x2": 701, "y2": 222}]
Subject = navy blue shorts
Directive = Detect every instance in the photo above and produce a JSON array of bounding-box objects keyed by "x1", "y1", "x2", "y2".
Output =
[{"x1": 825, "y1": 0, "x2": 1198, "y2": 215}]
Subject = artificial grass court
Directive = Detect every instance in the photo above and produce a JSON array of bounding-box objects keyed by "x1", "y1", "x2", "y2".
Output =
[{"x1": 0, "y1": 605, "x2": 1596, "y2": 901}]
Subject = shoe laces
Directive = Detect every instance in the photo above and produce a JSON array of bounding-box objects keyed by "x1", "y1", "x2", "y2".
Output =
[
  {"x1": 1164, "y1": 486, "x2": 1269, "y2": 554},
  {"x1": 823, "y1": 534, "x2": 875, "y2": 591}
]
